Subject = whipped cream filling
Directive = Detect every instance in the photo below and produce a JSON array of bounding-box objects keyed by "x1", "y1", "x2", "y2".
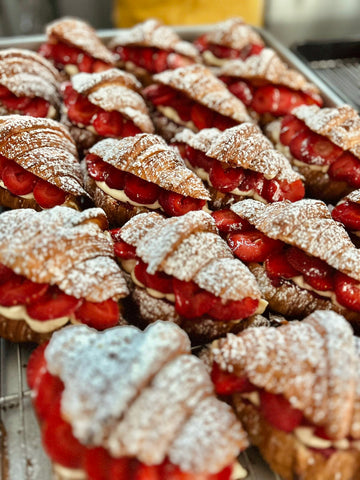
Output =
[
  {"x1": 290, "y1": 275, "x2": 345, "y2": 309},
  {"x1": 157, "y1": 105, "x2": 196, "y2": 131},
  {"x1": 0, "y1": 304, "x2": 72, "y2": 333},
  {"x1": 202, "y1": 50, "x2": 229, "y2": 66},
  {"x1": 64, "y1": 64, "x2": 80, "y2": 76},
  {"x1": 0, "y1": 179, "x2": 34, "y2": 199}
]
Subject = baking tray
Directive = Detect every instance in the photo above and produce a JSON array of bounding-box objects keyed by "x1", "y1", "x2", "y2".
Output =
[
  {"x1": 292, "y1": 37, "x2": 360, "y2": 110},
  {"x1": 0, "y1": 26, "x2": 344, "y2": 480}
]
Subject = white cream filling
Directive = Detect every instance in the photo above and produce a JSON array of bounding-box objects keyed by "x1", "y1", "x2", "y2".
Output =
[
  {"x1": 157, "y1": 105, "x2": 196, "y2": 131},
  {"x1": 53, "y1": 463, "x2": 86, "y2": 480},
  {"x1": 203, "y1": 50, "x2": 229, "y2": 66},
  {"x1": 64, "y1": 64, "x2": 80, "y2": 76},
  {"x1": 290, "y1": 275, "x2": 345, "y2": 309},
  {"x1": 231, "y1": 460, "x2": 247, "y2": 480},
  {"x1": 0, "y1": 179, "x2": 34, "y2": 199},
  {"x1": 47, "y1": 104, "x2": 57, "y2": 119},
  {"x1": 293, "y1": 158, "x2": 329, "y2": 173},
  {"x1": 0, "y1": 304, "x2": 71, "y2": 333}
]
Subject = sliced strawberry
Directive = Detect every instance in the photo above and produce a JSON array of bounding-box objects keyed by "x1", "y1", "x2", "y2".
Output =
[
  {"x1": 92, "y1": 60, "x2": 111, "y2": 73},
  {"x1": 211, "y1": 362, "x2": 253, "y2": 395},
  {"x1": 110, "y1": 458, "x2": 136, "y2": 480},
  {"x1": 209, "y1": 296, "x2": 259, "y2": 321},
  {"x1": 1, "y1": 94, "x2": 31, "y2": 111},
  {"x1": 227, "y1": 79, "x2": 253, "y2": 106},
  {"x1": 248, "y1": 44, "x2": 264, "y2": 56},
  {"x1": 154, "y1": 50, "x2": 169, "y2": 73},
  {"x1": 0, "y1": 85, "x2": 10, "y2": 98},
  {"x1": 22, "y1": 97, "x2": 50, "y2": 117},
  {"x1": 105, "y1": 166, "x2": 127, "y2": 190},
  {"x1": 289, "y1": 130, "x2": 312, "y2": 163},
  {"x1": 86, "y1": 153, "x2": 110, "y2": 182},
  {"x1": 34, "y1": 370, "x2": 64, "y2": 421},
  {"x1": 329, "y1": 152, "x2": 360, "y2": 188},
  {"x1": 228, "y1": 231, "x2": 283, "y2": 263},
  {"x1": 124, "y1": 174, "x2": 160, "y2": 204},
  {"x1": 66, "y1": 93, "x2": 98, "y2": 125},
  {"x1": 51, "y1": 42, "x2": 81, "y2": 66},
  {"x1": 334, "y1": 272, "x2": 360, "y2": 312},
  {"x1": 193, "y1": 35, "x2": 207, "y2": 53},
  {"x1": 279, "y1": 179, "x2": 305, "y2": 202},
  {"x1": 2, "y1": 162, "x2": 37, "y2": 195},
  {"x1": 143, "y1": 84, "x2": 176, "y2": 106},
  {"x1": 191, "y1": 103, "x2": 213, "y2": 130},
  {"x1": 121, "y1": 119, "x2": 142, "y2": 137},
  {"x1": 260, "y1": 178, "x2": 285, "y2": 203},
  {"x1": 134, "y1": 260, "x2": 173, "y2": 294},
  {"x1": 167, "y1": 53, "x2": 194, "y2": 70},
  {"x1": 265, "y1": 250, "x2": 298, "y2": 281},
  {"x1": 185, "y1": 146, "x2": 213, "y2": 172},
  {"x1": 212, "y1": 209, "x2": 252, "y2": 234},
  {"x1": 209, "y1": 161, "x2": 244, "y2": 193},
  {"x1": 0, "y1": 263, "x2": 16, "y2": 285},
  {"x1": 112, "y1": 237, "x2": 137, "y2": 259},
  {"x1": 238, "y1": 170, "x2": 264, "y2": 196},
  {"x1": 158, "y1": 191, "x2": 205, "y2": 216},
  {"x1": 133, "y1": 463, "x2": 160, "y2": 480},
  {"x1": 169, "y1": 96, "x2": 192, "y2": 122},
  {"x1": 61, "y1": 82, "x2": 78, "y2": 104},
  {"x1": 78, "y1": 53, "x2": 94, "y2": 73},
  {"x1": 173, "y1": 279, "x2": 215, "y2": 319},
  {"x1": 286, "y1": 247, "x2": 334, "y2": 291},
  {"x1": 209, "y1": 44, "x2": 242, "y2": 60},
  {"x1": 42, "y1": 408, "x2": 86, "y2": 469},
  {"x1": 0, "y1": 276, "x2": 48, "y2": 306},
  {"x1": 84, "y1": 447, "x2": 112, "y2": 480},
  {"x1": 303, "y1": 90, "x2": 323, "y2": 107},
  {"x1": 0, "y1": 155, "x2": 10, "y2": 177},
  {"x1": 332, "y1": 201, "x2": 360, "y2": 231},
  {"x1": 306, "y1": 132, "x2": 342, "y2": 165},
  {"x1": 33, "y1": 179, "x2": 66, "y2": 208},
  {"x1": 138, "y1": 47, "x2": 156, "y2": 71},
  {"x1": 75, "y1": 299, "x2": 119, "y2": 330},
  {"x1": 38, "y1": 42, "x2": 55, "y2": 59},
  {"x1": 279, "y1": 115, "x2": 307, "y2": 147},
  {"x1": 26, "y1": 342, "x2": 48, "y2": 390},
  {"x1": 259, "y1": 390, "x2": 303, "y2": 432},
  {"x1": 26, "y1": 287, "x2": 81, "y2": 320},
  {"x1": 92, "y1": 111, "x2": 124, "y2": 137},
  {"x1": 212, "y1": 113, "x2": 237, "y2": 131},
  {"x1": 251, "y1": 86, "x2": 304, "y2": 116}
]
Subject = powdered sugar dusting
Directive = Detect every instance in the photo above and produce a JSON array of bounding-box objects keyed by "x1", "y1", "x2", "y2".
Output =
[
  {"x1": 174, "y1": 127, "x2": 221, "y2": 153},
  {"x1": 343, "y1": 189, "x2": 360, "y2": 204},
  {"x1": 203, "y1": 17, "x2": 264, "y2": 51}
]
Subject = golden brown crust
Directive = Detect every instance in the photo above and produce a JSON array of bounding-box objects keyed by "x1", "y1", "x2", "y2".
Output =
[{"x1": 0, "y1": 315, "x2": 51, "y2": 344}]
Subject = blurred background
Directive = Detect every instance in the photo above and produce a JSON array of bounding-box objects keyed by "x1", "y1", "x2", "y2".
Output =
[{"x1": 0, "y1": 0, "x2": 360, "y2": 47}]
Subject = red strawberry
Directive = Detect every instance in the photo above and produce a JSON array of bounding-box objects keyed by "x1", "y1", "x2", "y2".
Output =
[
  {"x1": 52, "y1": 42, "x2": 81, "y2": 65},
  {"x1": 279, "y1": 115, "x2": 307, "y2": 146},
  {"x1": 84, "y1": 447, "x2": 112, "y2": 480},
  {"x1": 303, "y1": 90, "x2": 323, "y2": 107},
  {"x1": 329, "y1": 152, "x2": 360, "y2": 188},
  {"x1": 209, "y1": 161, "x2": 244, "y2": 193},
  {"x1": 78, "y1": 53, "x2": 94, "y2": 73},
  {"x1": 92, "y1": 60, "x2": 111, "y2": 73},
  {"x1": 0, "y1": 263, "x2": 16, "y2": 285},
  {"x1": 228, "y1": 231, "x2": 283, "y2": 263},
  {"x1": 248, "y1": 44, "x2": 264, "y2": 56},
  {"x1": 75, "y1": 299, "x2": 119, "y2": 330},
  {"x1": 279, "y1": 179, "x2": 305, "y2": 202},
  {"x1": 265, "y1": 250, "x2": 298, "y2": 281},
  {"x1": 191, "y1": 103, "x2": 213, "y2": 130},
  {"x1": 193, "y1": 34, "x2": 208, "y2": 53},
  {"x1": 34, "y1": 370, "x2": 64, "y2": 421},
  {"x1": 167, "y1": 53, "x2": 194, "y2": 70},
  {"x1": 227, "y1": 80, "x2": 253, "y2": 106},
  {"x1": 26, "y1": 342, "x2": 48, "y2": 390},
  {"x1": 23, "y1": 98, "x2": 50, "y2": 117},
  {"x1": 211, "y1": 362, "x2": 253, "y2": 395},
  {"x1": 209, "y1": 296, "x2": 259, "y2": 321},
  {"x1": 133, "y1": 464, "x2": 160, "y2": 480},
  {"x1": 105, "y1": 166, "x2": 127, "y2": 190},
  {"x1": 212, "y1": 209, "x2": 252, "y2": 234},
  {"x1": 2, "y1": 162, "x2": 37, "y2": 195},
  {"x1": 92, "y1": 111, "x2": 124, "y2": 137},
  {"x1": 334, "y1": 272, "x2": 360, "y2": 312},
  {"x1": 306, "y1": 132, "x2": 342, "y2": 165},
  {"x1": 158, "y1": 191, "x2": 206, "y2": 216},
  {"x1": 173, "y1": 279, "x2": 215, "y2": 319},
  {"x1": 121, "y1": 119, "x2": 142, "y2": 137},
  {"x1": 259, "y1": 390, "x2": 303, "y2": 432},
  {"x1": 238, "y1": 170, "x2": 264, "y2": 196},
  {"x1": 169, "y1": 96, "x2": 192, "y2": 122},
  {"x1": 134, "y1": 260, "x2": 173, "y2": 294},
  {"x1": 261, "y1": 178, "x2": 285, "y2": 203},
  {"x1": 251, "y1": 86, "x2": 303, "y2": 116},
  {"x1": 212, "y1": 113, "x2": 237, "y2": 131},
  {"x1": 0, "y1": 276, "x2": 48, "y2": 306},
  {"x1": 143, "y1": 84, "x2": 176, "y2": 106},
  {"x1": 210, "y1": 44, "x2": 241, "y2": 60},
  {"x1": 67, "y1": 93, "x2": 98, "y2": 125},
  {"x1": 110, "y1": 458, "x2": 135, "y2": 480},
  {"x1": 112, "y1": 239, "x2": 137, "y2": 260},
  {"x1": 332, "y1": 201, "x2": 360, "y2": 231},
  {"x1": 1, "y1": 94, "x2": 31, "y2": 111},
  {"x1": 86, "y1": 154, "x2": 110, "y2": 182},
  {"x1": 38, "y1": 42, "x2": 55, "y2": 60},
  {"x1": 0, "y1": 85, "x2": 10, "y2": 98},
  {"x1": 154, "y1": 50, "x2": 169, "y2": 73},
  {"x1": 26, "y1": 287, "x2": 81, "y2": 320},
  {"x1": 185, "y1": 146, "x2": 213, "y2": 172},
  {"x1": 289, "y1": 130, "x2": 311, "y2": 163},
  {"x1": 0, "y1": 154, "x2": 10, "y2": 177},
  {"x1": 124, "y1": 174, "x2": 160, "y2": 204},
  {"x1": 33, "y1": 179, "x2": 66, "y2": 208}
]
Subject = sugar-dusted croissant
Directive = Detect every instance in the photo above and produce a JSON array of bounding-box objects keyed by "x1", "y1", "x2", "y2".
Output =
[
  {"x1": 205, "y1": 310, "x2": 360, "y2": 480},
  {"x1": 218, "y1": 48, "x2": 322, "y2": 120},
  {"x1": 112, "y1": 209, "x2": 266, "y2": 343},
  {"x1": 194, "y1": 17, "x2": 264, "y2": 67},
  {"x1": 0, "y1": 206, "x2": 129, "y2": 342},
  {"x1": 271, "y1": 104, "x2": 360, "y2": 202},
  {"x1": 174, "y1": 124, "x2": 304, "y2": 209},
  {"x1": 0, "y1": 48, "x2": 61, "y2": 118},
  {"x1": 108, "y1": 18, "x2": 200, "y2": 83},
  {"x1": 39, "y1": 16, "x2": 115, "y2": 77},
  {"x1": 143, "y1": 64, "x2": 251, "y2": 136},
  {"x1": 83, "y1": 134, "x2": 210, "y2": 225},
  {"x1": 332, "y1": 189, "x2": 360, "y2": 239},
  {"x1": 217, "y1": 198, "x2": 360, "y2": 329},
  {"x1": 27, "y1": 321, "x2": 248, "y2": 479},
  {"x1": 0, "y1": 115, "x2": 88, "y2": 210}
]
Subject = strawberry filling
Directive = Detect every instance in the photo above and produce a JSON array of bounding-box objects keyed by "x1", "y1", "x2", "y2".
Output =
[
  {"x1": 28, "y1": 346, "x2": 235, "y2": 479},
  {"x1": 280, "y1": 115, "x2": 360, "y2": 188},
  {"x1": 0, "y1": 154, "x2": 67, "y2": 208},
  {"x1": 62, "y1": 83, "x2": 142, "y2": 138},
  {"x1": 112, "y1": 239, "x2": 258, "y2": 321},
  {"x1": 0, "y1": 84, "x2": 50, "y2": 117},
  {"x1": 0, "y1": 263, "x2": 119, "y2": 330},
  {"x1": 113, "y1": 45, "x2": 195, "y2": 73},
  {"x1": 86, "y1": 153, "x2": 206, "y2": 216},
  {"x1": 332, "y1": 200, "x2": 360, "y2": 232},
  {"x1": 194, "y1": 34, "x2": 264, "y2": 60},
  {"x1": 179, "y1": 144, "x2": 304, "y2": 203},
  {"x1": 220, "y1": 78, "x2": 323, "y2": 116},
  {"x1": 142, "y1": 84, "x2": 238, "y2": 131},
  {"x1": 38, "y1": 41, "x2": 111, "y2": 73}
]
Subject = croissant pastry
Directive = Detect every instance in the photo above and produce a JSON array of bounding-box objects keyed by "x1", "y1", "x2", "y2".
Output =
[
  {"x1": 204, "y1": 310, "x2": 360, "y2": 480},
  {"x1": 218, "y1": 48, "x2": 322, "y2": 121},
  {"x1": 271, "y1": 104, "x2": 360, "y2": 202},
  {"x1": 142, "y1": 64, "x2": 251, "y2": 136},
  {"x1": 0, "y1": 115, "x2": 87, "y2": 210},
  {"x1": 83, "y1": 134, "x2": 210, "y2": 226},
  {"x1": 332, "y1": 189, "x2": 360, "y2": 240},
  {"x1": 61, "y1": 68, "x2": 154, "y2": 152},
  {"x1": 38, "y1": 16, "x2": 115, "y2": 77},
  {"x1": 214, "y1": 198, "x2": 360, "y2": 329},
  {"x1": 193, "y1": 17, "x2": 264, "y2": 67},
  {"x1": 173, "y1": 124, "x2": 304, "y2": 209},
  {"x1": 108, "y1": 18, "x2": 200, "y2": 83},
  {"x1": 0, "y1": 206, "x2": 129, "y2": 342},
  {"x1": 0, "y1": 48, "x2": 61, "y2": 118},
  {"x1": 111, "y1": 209, "x2": 266, "y2": 343}
]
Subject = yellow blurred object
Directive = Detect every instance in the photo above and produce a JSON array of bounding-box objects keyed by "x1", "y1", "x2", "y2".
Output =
[{"x1": 113, "y1": 0, "x2": 264, "y2": 28}]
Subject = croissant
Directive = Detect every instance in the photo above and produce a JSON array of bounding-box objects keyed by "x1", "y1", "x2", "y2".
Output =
[
  {"x1": 272, "y1": 104, "x2": 360, "y2": 202},
  {"x1": 173, "y1": 124, "x2": 304, "y2": 209},
  {"x1": 332, "y1": 189, "x2": 360, "y2": 240},
  {"x1": 216, "y1": 198, "x2": 360, "y2": 329},
  {"x1": 0, "y1": 206, "x2": 129, "y2": 342},
  {"x1": 61, "y1": 68, "x2": 154, "y2": 153},
  {"x1": 218, "y1": 48, "x2": 322, "y2": 121},
  {"x1": 0, "y1": 48, "x2": 61, "y2": 118},
  {"x1": 39, "y1": 16, "x2": 115, "y2": 77},
  {"x1": 83, "y1": 134, "x2": 210, "y2": 226},
  {"x1": 142, "y1": 64, "x2": 251, "y2": 137},
  {"x1": 193, "y1": 17, "x2": 264, "y2": 67},
  {"x1": 112, "y1": 209, "x2": 266, "y2": 343},
  {"x1": 205, "y1": 310, "x2": 360, "y2": 480},
  {"x1": 0, "y1": 115, "x2": 87, "y2": 210}
]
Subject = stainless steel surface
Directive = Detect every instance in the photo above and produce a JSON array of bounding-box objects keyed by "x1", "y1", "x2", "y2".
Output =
[{"x1": 0, "y1": 27, "x2": 343, "y2": 480}]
